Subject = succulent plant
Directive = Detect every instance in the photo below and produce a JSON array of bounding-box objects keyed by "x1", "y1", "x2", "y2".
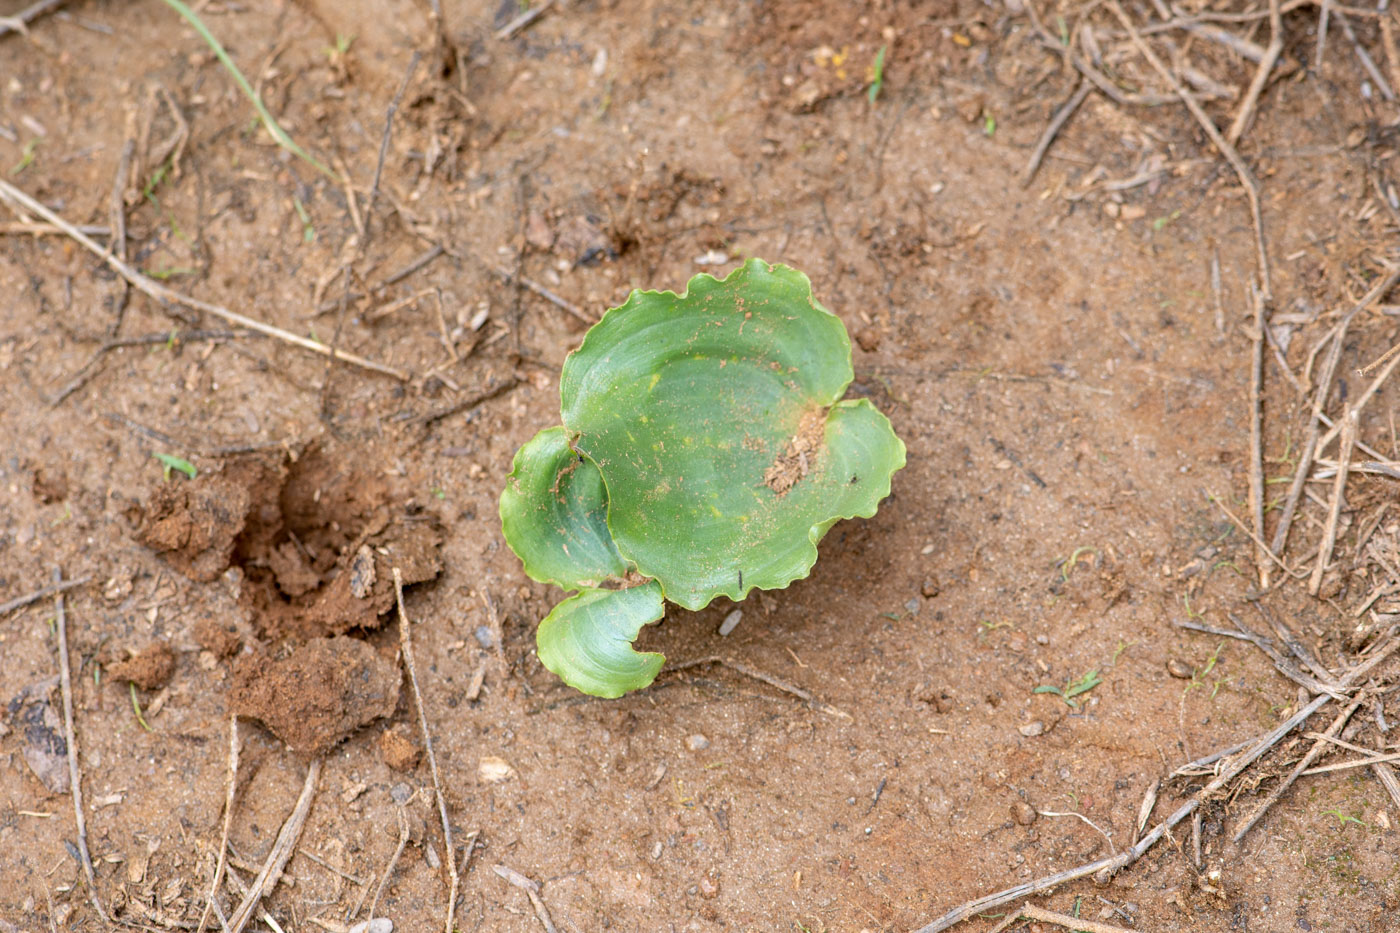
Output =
[{"x1": 500, "y1": 259, "x2": 905, "y2": 697}]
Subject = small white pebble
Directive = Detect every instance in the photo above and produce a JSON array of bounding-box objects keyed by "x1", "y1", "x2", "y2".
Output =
[
  {"x1": 718, "y1": 609, "x2": 743, "y2": 637},
  {"x1": 686, "y1": 734, "x2": 710, "y2": 751}
]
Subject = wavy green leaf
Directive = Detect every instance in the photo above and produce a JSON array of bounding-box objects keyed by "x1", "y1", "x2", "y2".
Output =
[
  {"x1": 500, "y1": 426, "x2": 628, "y2": 590},
  {"x1": 560, "y1": 259, "x2": 905, "y2": 609},
  {"x1": 536, "y1": 581, "x2": 666, "y2": 698}
]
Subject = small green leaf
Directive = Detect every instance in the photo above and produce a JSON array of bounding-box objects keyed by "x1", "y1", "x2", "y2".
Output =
[
  {"x1": 1032, "y1": 685, "x2": 1064, "y2": 698},
  {"x1": 536, "y1": 581, "x2": 666, "y2": 698},
  {"x1": 153, "y1": 453, "x2": 197, "y2": 481},
  {"x1": 500, "y1": 426, "x2": 628, "y2": 590},
  {"x1": 9, "y1": 138, "x2": 38, "y2": 176},
  {"x1": 867, "y1": 45, "x2": 887, "y2": 104},
  {"x1": 1063, "y1": 669, "x2": 1102, "y2": 699},
  {"x1": 983, "y1": 112, "x2": 996, "y2": 136},
  {"x1": 130, "y1": 682, "x2": 154, "y2": 732}
]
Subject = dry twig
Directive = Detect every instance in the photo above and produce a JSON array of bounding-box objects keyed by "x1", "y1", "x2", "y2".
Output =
[
  {"x1": 1311, "y1": 410, "x2": 1358, "y2": 595},
  {"x1": 0, "y1": 0, "x2": 67, "y2": 38},
  {"x1": 53, "y1": 569, "x2": 107, "y2": 924},
  {"x1": 1106, "y1": 0, "x2": 1273, "y2": 301},
  {"x1": 393, "y1": 568, "x2": 461, "y2": 933},
  {"x1": 0, "y1": 179, "x2": 409, "y2": 381},
  {"x1": 1232, "y1": 699, "x2": 1361, "y2": 839},
  {"x1": 225, "y1": 759, "x2": 321, "y2": 933},
  {"x1": 1023, "y1": 79, "x2": 1093, "y2": 187},
  {"x1": 0, "y1": 575, "x2": 91, "y2": 617},
  {"x1": 196, "y1": 716, "x2": 240, "y2": 933},
  {"x1": 1227, "y1": 0, "x2": 1284, "y2": 145}
]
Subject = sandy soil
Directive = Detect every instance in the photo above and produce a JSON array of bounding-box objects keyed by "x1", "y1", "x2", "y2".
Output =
[{"x1": 3, "y1": 1, "x2": 1400, "y2": 931}]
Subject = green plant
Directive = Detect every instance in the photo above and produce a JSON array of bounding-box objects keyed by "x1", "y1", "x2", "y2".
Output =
[
  {"x1": 499, "y1": 260, "x2": 905, "y2": 697},
  {"x1": 1033, "y1": 669, "x2": 1103, "y2": 708}
]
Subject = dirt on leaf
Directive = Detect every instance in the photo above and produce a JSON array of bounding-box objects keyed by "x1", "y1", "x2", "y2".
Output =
[{"x1": 764, "y1": 407, "x2": 827, "y2": 495}]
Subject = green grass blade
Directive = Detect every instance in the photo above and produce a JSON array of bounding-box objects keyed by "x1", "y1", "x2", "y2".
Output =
[{"x1": 158, "y1": 0, "x2": 335, "y2": 180}]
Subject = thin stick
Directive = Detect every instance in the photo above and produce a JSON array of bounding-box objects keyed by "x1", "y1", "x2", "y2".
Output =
[
  {"x1": 359, "y1": 52, "x2": 420, "y2": 256},
  {"x1": 1302, "y1": 749, "x2": 1400, "y2": 773},
  {"x1": 1336, "y1": 10, "x2": 1398, "y2": 100},
  {"x1": 196, "y1": 716, "x2": 240, "y2": 933},
  {"x1": 225, "y1": 758, "x2": 321, "y2": 933},
  {"x1": 1271, "y1": 307, "x2": 1356, "y2": 556},
  {"x1": 1317, "y1": 0, "x2": 1333, "y2": 70},
  {"x1": 1227, "y1": 0, "x2": 1284, "y2": 145},
  {"x1": 493, "y1": 865, "x2": 559, "y2": 933},
  {"x1": 364, "y1": 806, "x2": 409, "y2": 924},
  {"x1": 1248, "y1": 282, "x2": 1269, "y2": 588},
  {"x1": 1361, "y1": 340, "x2": 1400, "y2": 377},
  {"x1": 1106, "y1": 0, "x2": 1272, "y2": 301},
  {"x1": 1206, "y1": 491, "x2": 1302, "y2": 578},
  {"x1": 0, "y1": 575, "x2": 91, "y2": 617},
  {"x1": 495, "y1": 0, "x2": 554, "y2": 39},
  {"x1": 666, "y1": 655, "x2": 847, "y2": 717},
  {"x1": 1019, "y1": 905, "x2": 1139, "y2": 933},
  {"x1": 1022, "y1": 80, "x2": 1092, "y2": 187},
  {"x1": 1317, "y1": 329, "x2": 1400, "y2": 452},
  {"x1": 0, "y1": 179, "x2": 409, "y2": 381},
  {"x1": 406, "y1": 374, "x2": 523, "y2": 427},
  {"x1": 1371, "y1": 762, "x2": 1400, "y2": 814},
  {"x1": 1232, "y1": 698, "x2": 1361, "y2": 839},
  {"x1": 394, "y1": 568, "x2": 459, "y2": 933},
  {"x1": 0, "y1": 0, "x2": 67, "y2": 38},
  {"x1": 1036, "y1": 809, "x2": 1117, "y2": 854},
  {"x1": 106, "y1": 139, "x2": 134, "y2": 338},
  {"x1": 53, "y1": 570, "x2": 107, "y2": 924},
  {"x1": 472, "y1": 252, "x2": 596, "y2": 325},
  {"x1": 1311, "y1": 410, "x2": 1357, "y2": 595},
  {"x1": 1381, "y1": 0, "x2": 1400, "y2": 104}
]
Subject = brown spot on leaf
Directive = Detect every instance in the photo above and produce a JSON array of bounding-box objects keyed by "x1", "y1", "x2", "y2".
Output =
[{"x1": 763, "y1": 408, "x2": 826, "y2": 495}]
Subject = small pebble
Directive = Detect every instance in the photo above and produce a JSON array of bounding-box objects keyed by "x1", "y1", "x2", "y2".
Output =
[
  {"x1": 1011, "y1": 801, "x2": 1038, "y2": 825},
  {"x1": 389, "y1": 782, "x2": 413, "y2": 805},
  {"x1": 717, "y1": 609, "x2": 742, "y2": 637},
  {"x1": 903, "y1": 597, "x2": 921, "y2": 614},
  {"x1": 474, "y1": 625, "x2": 496, "y2": 649},
  {"x1": 348, "y1": 920, "x2": 393, "y2": 933},
  {"x1": 920, "y1": 579, "x2": 940, "y2": 598},
  {"x1": 651, "y1": 841, "x2": 663, "y2": 860},
  {"x1": 478, "y1": 756, "x2": 516, "y2": 783},
  {"x1": 1167, "y1": 658, "x2": 1194, "y2": 679},
  {"x1": 686, "y1": 734, "x2": 710, "y2": 751},
  {"x1": 1018, "y1": 721, "x2": 1045, "y2": 737}
]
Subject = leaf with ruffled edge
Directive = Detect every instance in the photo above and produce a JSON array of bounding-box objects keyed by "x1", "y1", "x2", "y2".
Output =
[
  {"x1": 499, "y1": 426, "x2": 628, "y2": 590},
  {"x1": 560, "y1": 259, "x2": 906, "y2": 610},
  {"x1": 536, "y1": 581, "x2": 666, "y2": 698}
]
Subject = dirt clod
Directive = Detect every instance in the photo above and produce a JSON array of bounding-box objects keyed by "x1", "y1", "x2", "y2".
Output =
[
  {"x1": 193, "y1": 618, "x2": 241, "y2": 659},
  {"x1": 137, "y1": 475, "x2": 250, "y2": 582},
  {"x1": 108, "y1": 642, "x2": 177, "y2": 690},
  {"x1": 229, "y1": 637, "x2": 401, "y2": 757},
  {"x1": 379, "y1": 724, "x2": 421, "y2": 771},
  {"x1": 31, "y1": 467, "x2": 68, "y2": 503},
  {"x1": 1011, "y1": 801, "x2": 1038, "y2": 826}
]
